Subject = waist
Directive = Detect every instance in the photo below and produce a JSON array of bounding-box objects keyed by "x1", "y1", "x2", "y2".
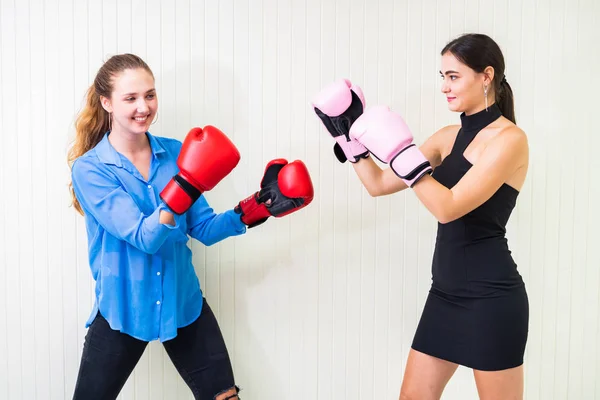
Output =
[
  {"x1": 434, "y1": 234, "x2": 510, "y2": 250},
  {"x1": 431, "y1": 237, "x2": 522, "y2": 297},
  {"x1": 436, "y1": 220, "x2": 507, "y2": 244},
  {"x1": 433, "y1": 236, "x2": 515, "y2": 265}
]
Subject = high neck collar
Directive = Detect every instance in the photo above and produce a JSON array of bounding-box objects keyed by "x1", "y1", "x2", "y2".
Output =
[{"x1": 460, "y1": 103, "x2": 502, "y2": 132}]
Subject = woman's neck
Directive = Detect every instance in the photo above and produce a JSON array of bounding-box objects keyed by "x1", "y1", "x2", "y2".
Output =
[
  {"x1": 464, "y1": 101, "x2": 495, "y2": 116},
  {"x1": 108, "y1": 127, "x2": 150, "y2": 156}
]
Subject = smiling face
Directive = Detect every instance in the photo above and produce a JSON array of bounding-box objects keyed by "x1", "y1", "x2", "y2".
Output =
[
  {"x1": 100, "y1": 68, "x2": 158, "y2": 136},
  {"x1": 439, "y1": 51, "x2": 494, "y2": 115}
]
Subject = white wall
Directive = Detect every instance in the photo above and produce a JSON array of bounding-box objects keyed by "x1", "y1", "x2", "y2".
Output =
[{"x1": 1, "y1": 0, "x2": 599, "y2": 399}]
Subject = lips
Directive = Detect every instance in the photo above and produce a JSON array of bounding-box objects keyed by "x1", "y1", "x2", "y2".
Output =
[{"x1": 447, "y1": 97, "x2": 456, "y2": 102}]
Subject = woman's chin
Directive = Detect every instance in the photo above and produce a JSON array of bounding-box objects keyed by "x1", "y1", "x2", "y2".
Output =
[
  {"x1": 130, "y1": 121, "x2": 151, "y2": 134},
  {"x1": 447, "y1": 102, "x2": 462, "y2": 113}
]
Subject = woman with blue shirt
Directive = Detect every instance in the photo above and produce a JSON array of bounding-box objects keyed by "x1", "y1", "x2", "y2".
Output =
[{"x1": 68, "y1": 54, "x2": 313, "y2": 400}]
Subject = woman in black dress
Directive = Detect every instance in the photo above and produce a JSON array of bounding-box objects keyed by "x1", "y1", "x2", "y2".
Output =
[{"x1": 313, "y1": 33, "x2": 529, "y2": 399}]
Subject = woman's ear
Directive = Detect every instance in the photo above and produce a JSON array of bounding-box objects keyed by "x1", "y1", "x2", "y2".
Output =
[
  {"x1": 483, "y1": 66, "x2": 495, "y2": 86},
  {"x1": 100, "y1": 96, "x2": 113, "y2": 113}
]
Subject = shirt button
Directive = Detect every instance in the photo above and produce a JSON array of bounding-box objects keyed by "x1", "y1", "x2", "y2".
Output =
[
  {"x1": 156, "y1": 272, "x2": 161, "y2": 276},
  {"x1": 147, "y1": 184, "x2": 152, "y2": 189},
  {"x1": 156, "y1": 300, "x2": 161, "y2": 305}
]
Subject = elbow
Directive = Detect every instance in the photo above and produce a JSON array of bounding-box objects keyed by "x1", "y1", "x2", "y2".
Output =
[
  {"x1": 200, "y1": 238, "x2": 218, "y2": 247},
  {"x1": 139, "y1": 233, "x2": 168, "y2": 254},
  {"x1": 437, "y1": 210, "x2": 461, "y2": 225},
  {"x1": 197, "y1": 231, "x2": 239, "y2": 247},
  {"x1": 142, "y1": 241, "x2": 162, "y2": 255},
  {"x1": 437, "y1": 215, "x2": 452, "y2": 225},
  {"x1": 191, "y1": 228, "x2": 220, "y2": 247},
  {"x1": 194, "y1": 230, "x2": 222, "y2": 247},
  {"x1": 365, "y1": 186, "x2": 383, "y2": 197}
]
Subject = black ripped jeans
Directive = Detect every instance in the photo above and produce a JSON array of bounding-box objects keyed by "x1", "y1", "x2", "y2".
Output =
[{"x1": 73, "y1": 299, "x2": 239, "y2": 400}]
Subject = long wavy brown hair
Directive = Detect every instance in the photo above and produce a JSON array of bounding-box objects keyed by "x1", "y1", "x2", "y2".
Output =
[{"x1": 68, "y1": 54, "x2": 154, "y2": 215}]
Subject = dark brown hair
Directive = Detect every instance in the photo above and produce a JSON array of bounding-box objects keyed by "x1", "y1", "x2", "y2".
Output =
[{"x1": 442, "y1": 33, "x2": 515, "y2": 123}]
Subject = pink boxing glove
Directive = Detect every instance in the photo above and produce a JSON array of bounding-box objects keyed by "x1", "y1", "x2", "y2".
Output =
[
  {"x1": 349, "y1": 105, "x2": 432, "y2": 187},
  {"x1": 312, "y1": 79, "x2": 369, "y2": 163}
]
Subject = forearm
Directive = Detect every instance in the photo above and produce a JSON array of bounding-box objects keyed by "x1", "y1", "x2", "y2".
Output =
[
  {"x1": 412, "y1": 174, "x2": 456, "y2": 223},
  {"x1": 188, "y1": 196, "x2": 247, "y2": 245},
  {"x1": 159, "y1": 210, "x2": 176, "y2": 226},
  {"x1": 72, "y1": 181, "x2": 178, "y2": 254},
  {"x1": 190, "y1": 209, "x2": 246, "y2": 246},
  {"x1": 352, "y1": 157, "x2": 408, "y2": 196},
  {"x1": 127, "y1": 205, "x2": 185, "y2": 253}
]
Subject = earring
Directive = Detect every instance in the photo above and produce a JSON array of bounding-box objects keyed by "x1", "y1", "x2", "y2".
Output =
[
  {"x1": 108, "y1": 112, "x2": 112, "y2": 132},
  {"x1": 151, "y1": 112, "x2": 159, "y2": 125},
  {"x1": 484, "y1": 85, "x2": 489, "y2": 111}
]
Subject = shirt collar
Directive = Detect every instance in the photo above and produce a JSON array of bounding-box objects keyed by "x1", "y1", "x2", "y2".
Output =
[{"x1": 96, "y1": 131, "x2": 166, "y2": 166}]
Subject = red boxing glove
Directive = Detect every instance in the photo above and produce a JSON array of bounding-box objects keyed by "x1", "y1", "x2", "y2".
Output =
[
  {"x1": 235, "y1": 159, "x2": 314, "y2": 228},
  {"x1": 161, "y1": 126, "x2": 240, "y2": 214}
]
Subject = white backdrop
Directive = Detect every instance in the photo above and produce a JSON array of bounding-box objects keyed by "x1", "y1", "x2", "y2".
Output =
[{"x1": 1, "y1": 0, "x2": 599, "y2": 399}]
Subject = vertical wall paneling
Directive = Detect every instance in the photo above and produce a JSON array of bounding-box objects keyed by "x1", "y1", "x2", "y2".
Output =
[{"x1": 0, "y1": 0, "x2": 598, "y2": 399}]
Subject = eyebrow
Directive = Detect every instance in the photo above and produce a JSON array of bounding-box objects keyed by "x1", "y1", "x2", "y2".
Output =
[
  {"x1": 439, "y1": 70, "x2": 460, "y2": 75},
  {"x1": 122, "y1": 89, "x2": 156, "y2": 96}
]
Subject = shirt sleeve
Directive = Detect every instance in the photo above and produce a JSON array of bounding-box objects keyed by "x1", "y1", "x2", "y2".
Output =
[
  {"x1": 72, "y1": 157, "x2": 181, "y2": 254},
  {"x1": 186, "y1": 195, "x2": 246, "y2": 246}
]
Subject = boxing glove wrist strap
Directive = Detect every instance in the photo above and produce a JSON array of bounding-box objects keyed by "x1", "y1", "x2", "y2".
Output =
[
  {"x1": 235, "y1": 193, "x2": 271, "y2": 228},
  {"x1": 333, "y1": 141, "x2": 370, "y2": 164},
  {"x1": 389, "y1": 144, "x2": 433, "y2": 187},
  {"x1": 173, "y1": 174, "x2": 202, "y2": 203}
]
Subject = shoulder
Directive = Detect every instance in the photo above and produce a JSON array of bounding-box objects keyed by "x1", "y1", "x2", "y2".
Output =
[
  {"x1": 71, "y1": 150, "x2": 117, "y2": 186},
  {"x1": 71, "y1": 149, "x2": 99, "y2": 174},
  {"x1": 492, "y1": 124, "x2": 528, "y2": 154},
  {"x1": 482, "y1": 124, "x2": 529, "y2": 170}
]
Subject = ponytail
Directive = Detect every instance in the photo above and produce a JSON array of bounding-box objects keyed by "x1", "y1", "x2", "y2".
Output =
[
  {"x1": 496, "y1": 79, "x2": 516, "y2": 124},
  {"x1": 67, "y1": 85, "x2": 111, "y2": 215}
]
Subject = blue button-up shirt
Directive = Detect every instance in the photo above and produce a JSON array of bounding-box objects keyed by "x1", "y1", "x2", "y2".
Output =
[{"x1": 71, "y1": 132, "x2": 246, "y2": 342}]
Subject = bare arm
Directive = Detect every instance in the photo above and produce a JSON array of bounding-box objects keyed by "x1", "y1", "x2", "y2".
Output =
[
  {"x1": 412, "y1": 126, "x2": 528, "y2": 223},
  {"x1": 351, "y1": 125, "x2": 452, "y2": 196},
  {"x1": 159, "y1": 210, "x2": 176, "y2": 226}
]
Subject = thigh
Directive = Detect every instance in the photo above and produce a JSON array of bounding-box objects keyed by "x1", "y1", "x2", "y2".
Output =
[
  {"x1": 72, "y1": 312, "x2": 148, "y2": 400},
  {"x1": 163, "y1": 299, "x2": 237, "y2": 400},
  {"x1": 473, "y1": 365, "x2": 524, "y2": 400},
  {"x1": 399, "y1": 349, "x2": 459, "y2": 400}
]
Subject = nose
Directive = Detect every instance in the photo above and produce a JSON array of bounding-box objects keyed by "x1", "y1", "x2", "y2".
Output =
[
  {"x1": 441, "y1": 79, "x2": 450, "y2": 94},
  {"x1": 136, "y1": 98, "x2": 149, "y2": 114}
]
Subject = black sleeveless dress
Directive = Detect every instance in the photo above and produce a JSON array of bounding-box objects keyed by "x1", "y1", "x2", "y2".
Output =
[{"x1": 411, "y1": 103, "x2": 529, "y2": 371}]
